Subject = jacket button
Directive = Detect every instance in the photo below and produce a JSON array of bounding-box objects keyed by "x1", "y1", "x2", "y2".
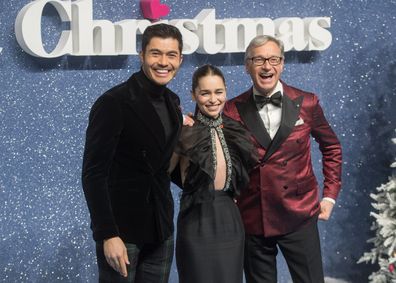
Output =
[
  {"x1": 283, "y1": 185, "x2": 288, "y2": 190},
  {"x1": 296, "y1": 138, "x2": 303, "y2": 144},
  {"x1": 281, "y1": 160, "x2": 288, "y2": 166}
]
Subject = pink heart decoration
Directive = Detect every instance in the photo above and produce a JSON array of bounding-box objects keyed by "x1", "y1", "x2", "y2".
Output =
[{"x1": 140, "y1": 0, "x2": 170, "y2": 21}]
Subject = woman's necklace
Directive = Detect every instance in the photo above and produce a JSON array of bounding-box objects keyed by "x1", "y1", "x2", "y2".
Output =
[{"x1": 196, "y1": 112, "x2": 232, "y2": 191}]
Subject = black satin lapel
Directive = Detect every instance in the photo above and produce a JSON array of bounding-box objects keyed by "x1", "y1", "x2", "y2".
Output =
[
  {"x1": 127, "y1": 84, "x2": 166, "y2": 150},
  {"x1": 236, "y1": 93, "x2": 271, "y2": 149},
  {"x1": 262, "y1": 95, "x2": 304, "y2": 161}
]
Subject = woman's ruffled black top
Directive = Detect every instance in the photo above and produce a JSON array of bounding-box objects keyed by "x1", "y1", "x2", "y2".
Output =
[{"x1": 174, "y1": 113, "x2": 258, "y2": 212}]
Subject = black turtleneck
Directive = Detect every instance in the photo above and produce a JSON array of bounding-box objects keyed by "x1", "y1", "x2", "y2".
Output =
[{"x1": 136, "y1": 70, "x2": 173, "y2": 142}]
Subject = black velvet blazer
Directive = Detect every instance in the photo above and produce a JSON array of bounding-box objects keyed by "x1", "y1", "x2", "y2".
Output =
[{"x1": 82, "y1": 70, "x2": 182, "y2": 244}]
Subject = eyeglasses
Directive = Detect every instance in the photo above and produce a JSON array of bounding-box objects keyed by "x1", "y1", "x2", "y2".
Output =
[{"x1": 247, "y1": 56, "x2": 283, "y2": 66}]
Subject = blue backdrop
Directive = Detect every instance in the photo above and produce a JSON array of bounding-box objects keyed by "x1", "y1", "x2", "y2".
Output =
[{"x1": 1, "y1": 0, "x2": 395, "y2": 282}]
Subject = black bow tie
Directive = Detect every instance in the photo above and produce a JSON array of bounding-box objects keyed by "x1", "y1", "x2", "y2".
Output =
[{"x1": 255, "y1": 91, "x2": 282, "y2": 108}]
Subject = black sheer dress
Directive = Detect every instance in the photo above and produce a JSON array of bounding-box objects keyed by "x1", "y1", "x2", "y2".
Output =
[{"x1": 174, "y1": 112, "x2": 257, "y2": 283}]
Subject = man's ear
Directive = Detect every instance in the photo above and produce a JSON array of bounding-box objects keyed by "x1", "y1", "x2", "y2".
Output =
[{"x1": 139, "y1": 51, "x2": 144, "y2": 63}]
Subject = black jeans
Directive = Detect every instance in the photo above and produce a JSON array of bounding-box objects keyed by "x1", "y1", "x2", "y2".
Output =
[{"x1": 96, "y1": 236, "x2": 174, "y2": 283}]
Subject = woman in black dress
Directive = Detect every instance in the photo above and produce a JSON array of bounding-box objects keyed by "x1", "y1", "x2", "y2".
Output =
[{"x1": 170, "y1": 65, "x2": 257, "y2": 283}]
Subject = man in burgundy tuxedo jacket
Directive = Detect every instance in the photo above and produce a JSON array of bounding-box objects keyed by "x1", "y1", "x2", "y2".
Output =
[{"x1": 223, "y1": 35, "x2": 342, "y2": 283}]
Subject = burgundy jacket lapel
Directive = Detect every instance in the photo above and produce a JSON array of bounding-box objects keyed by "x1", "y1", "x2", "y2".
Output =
[
  {"x1": 263, "y1": 91, "x2": 303, "y2": 161},
  {"x1": 235, "y1": 88, "x2": 272, "y2": 149}
]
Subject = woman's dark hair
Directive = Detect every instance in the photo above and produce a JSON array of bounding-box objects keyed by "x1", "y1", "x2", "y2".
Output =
[{"x1": 191, "y1": 64, "x2": 226, "y2": 92}]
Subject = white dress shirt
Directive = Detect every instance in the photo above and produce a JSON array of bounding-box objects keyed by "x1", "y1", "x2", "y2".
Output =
[{"x1": 253, "y1": 81, "x2": 283, "y2": 139}]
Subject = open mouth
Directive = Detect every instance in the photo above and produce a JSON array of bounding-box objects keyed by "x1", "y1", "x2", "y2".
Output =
[
  {"x1": 259, "y1": 73, "x2": 273, "y2": 80},
  {"x1": 154, "y1": 69, "x2": 171, "y2": 76}
]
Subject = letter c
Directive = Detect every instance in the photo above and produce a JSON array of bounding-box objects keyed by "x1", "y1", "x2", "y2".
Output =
[{"x1": 15, "y1": 0, "x2": 72, "y2": 58}]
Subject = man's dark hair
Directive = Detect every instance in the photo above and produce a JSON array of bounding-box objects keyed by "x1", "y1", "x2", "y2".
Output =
[{"x1": 141, "y1": 24, "x2": 183, "y2": 54}]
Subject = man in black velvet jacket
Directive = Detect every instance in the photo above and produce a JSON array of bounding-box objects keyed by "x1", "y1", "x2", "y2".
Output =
[{"x1": 82, "y1": 24, "x2": 184, "y2": 283}]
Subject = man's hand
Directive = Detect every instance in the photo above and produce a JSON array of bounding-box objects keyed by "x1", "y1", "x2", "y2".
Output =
[
  {"x1": 183, "y1": 112, "x2": 194, "y2": 126},
  {"x1": 103, "y1": 237, "x2": 130, "y2": 277},
  {"x1": 318, "y1": 199, "x2": 334, "y2": 221}
]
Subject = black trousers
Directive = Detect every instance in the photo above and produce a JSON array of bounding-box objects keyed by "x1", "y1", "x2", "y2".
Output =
[
  {"x1": 96, "y1": 236, "x2": 174, "y2": 283},
  {"x1": 244, "y1": 218, "x2": 324, "y2": 283}
]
